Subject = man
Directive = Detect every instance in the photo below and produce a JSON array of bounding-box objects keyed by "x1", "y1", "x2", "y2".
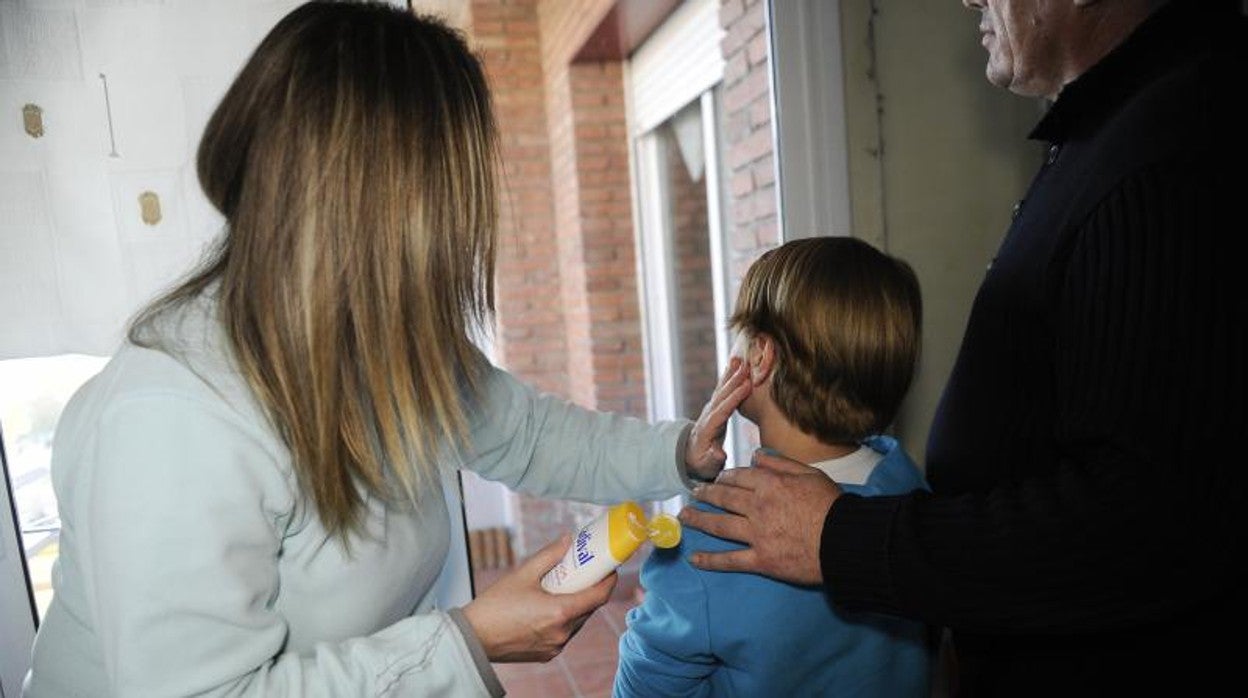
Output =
[{"x1": 680, "y1": 0, "x2": 1247, "y2": 695}]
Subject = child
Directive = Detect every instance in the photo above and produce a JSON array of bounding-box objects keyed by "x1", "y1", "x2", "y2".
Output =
[{"x1": 614, "y1": 237, "x2": 931, "y2": 697}]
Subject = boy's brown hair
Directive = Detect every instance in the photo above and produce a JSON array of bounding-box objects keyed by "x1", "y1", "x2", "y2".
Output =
[{"x1": 730, "y1": 237, "x2": 922, "y2": 444}]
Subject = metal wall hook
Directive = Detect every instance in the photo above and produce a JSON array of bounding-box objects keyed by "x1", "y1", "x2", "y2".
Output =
[{"x1": 99, "y1": 73, "x2": 120, "y2": 158}]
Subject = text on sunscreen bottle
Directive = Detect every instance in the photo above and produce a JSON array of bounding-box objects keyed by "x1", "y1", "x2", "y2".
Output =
[{"x1": 540, "y1": 501, "x2": 681, "y2": 594}]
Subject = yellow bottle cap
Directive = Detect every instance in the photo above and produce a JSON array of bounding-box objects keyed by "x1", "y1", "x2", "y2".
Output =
[
  {"x1": 608, "y1": 501, "x2": 649, "y2": 562},
  {"x1": 647, "y1": 513, "x2": 682, "y2": 549}
]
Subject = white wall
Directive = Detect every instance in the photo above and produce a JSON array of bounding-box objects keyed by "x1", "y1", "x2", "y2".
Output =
[
  {"x1": 0, "y1": 0, "x2": 318, "y2": 360},
  {"x1": 461, "y1": 470, "x2": 513, "y2": 530},
  {"x1": 839, "y1": 0, "x2": 1042, "y2": 464},
  {"x1": 770, "y1": 0, "x2": 1041, "y2": 466},
  {"x1": 1, "y1": 2, "x2": 311, "y2": 686}
]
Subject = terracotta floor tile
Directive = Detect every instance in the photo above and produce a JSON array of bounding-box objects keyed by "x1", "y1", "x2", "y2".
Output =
[
  {"x1": 562, "y1": 617, "x2": 620, "y2": 661},
  {"x1": 476, "y1": 566, "x2": 646, "y2": 697},
  {"x1": 493, "y1": 660, "x2": 562, "y2": 680},
  {"x1": 566, "y1": 657, "x2": 620, "y2": 696},
  {"x1": 494, "y1": 658, "x2": 577, "y2": 697},
  {"x1": 496, "y1": 672, "x2": 578, "y2": 698},
  {"x1": 600, "y1": 599, "x2": 636, "y2": 637}
]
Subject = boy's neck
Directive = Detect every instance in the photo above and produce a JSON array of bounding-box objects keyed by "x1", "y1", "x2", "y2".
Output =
[{"x1": 755, "y1": 411, "x2": 858, "y2": 465}]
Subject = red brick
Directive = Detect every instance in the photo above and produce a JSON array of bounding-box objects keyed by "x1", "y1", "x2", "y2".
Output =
[
  {"x1": 720, "y1": 1, "x2": 766, "y2": 56},
  {"x1": 724, "y1": 51, "x2": 749, "y2": 85},
  {"x1": 752, "y1": 155, "x2": 775, "y2": 186},
  {"x1": 731, "y1": 170, "x2": 754, "y2": 198},
  {"x1": 749, "y1": 96, "x2": 771, "y2": 128},
  {"x1": 752, "y1": 188, "x2": 777, "y2": 218},
  {"x1": 746, "y1": 30, "x2": 769, "y2": 66},
  {"x1": 724, "y1": 66, "x2": 769, "y2": 112},
  {"x1": 720, "y1": 0, "x2": 746, "y2": 27},
  {"x1": 727, "y1": 126, "x2": 774, "y2": 170}
]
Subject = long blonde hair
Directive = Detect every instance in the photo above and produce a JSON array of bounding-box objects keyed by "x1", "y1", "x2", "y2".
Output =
[{"x1": 130, "y1": 1, "x2": 498, "y2": 539}]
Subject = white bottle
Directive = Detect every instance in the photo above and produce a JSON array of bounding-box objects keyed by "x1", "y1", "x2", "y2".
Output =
[{"x1": 540, "y1": 501, "x2": 681, "y2": 594}]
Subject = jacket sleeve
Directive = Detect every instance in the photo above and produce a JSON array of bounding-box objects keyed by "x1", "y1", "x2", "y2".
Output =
[
  {"x1": 614, "y1": 547, "x2": 717, "y2": 698},
  {"x1": 80, "y1": 394, "x2": 498, "y2": 698},
  {"x1": 821, "y1": 161, "x2": 1246, "y2": 633},
  {"x1": 461, "y1": 364, "x2": 693, "y2": 503}
]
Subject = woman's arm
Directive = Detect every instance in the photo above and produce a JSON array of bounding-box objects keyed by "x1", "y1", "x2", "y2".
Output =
[
  {"x1": 463, "y1": 360, "x2": 749, "y2": 503},
  {"x1": 462, "y1": 365, "x2": 690, "y2": 502}
]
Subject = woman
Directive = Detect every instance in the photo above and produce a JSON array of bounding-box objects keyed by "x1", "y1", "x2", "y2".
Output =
[{"x1": 23, "y1": 3, "x2": 747, "y2": 696}]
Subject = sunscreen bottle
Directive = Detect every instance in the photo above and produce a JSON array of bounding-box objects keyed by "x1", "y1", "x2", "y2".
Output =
[{"x1": 540, "y1": 501, "x2": 682, "y2": 594}]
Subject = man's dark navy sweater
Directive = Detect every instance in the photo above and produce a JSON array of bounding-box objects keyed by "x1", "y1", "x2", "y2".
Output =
[{"x1": 821, "y1": 2, "x2": 1247, "y2": 695}]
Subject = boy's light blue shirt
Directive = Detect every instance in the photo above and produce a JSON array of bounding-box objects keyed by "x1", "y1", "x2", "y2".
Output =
[{"x1": 615, "y1": 436, "x2": 932, "y2": 697}]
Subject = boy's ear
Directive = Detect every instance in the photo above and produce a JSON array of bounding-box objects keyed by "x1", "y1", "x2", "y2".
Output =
[{"x1": 749, "y1": 334, "x2": 777, "y2": 386}]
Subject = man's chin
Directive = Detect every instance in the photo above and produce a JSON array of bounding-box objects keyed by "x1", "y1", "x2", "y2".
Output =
[
  {"x1": 985, "y1": 64, "x2": 1013, "y2": 91},
  {"x1": 987, "y1": 68, "x2": 1049, "y2": 99}
]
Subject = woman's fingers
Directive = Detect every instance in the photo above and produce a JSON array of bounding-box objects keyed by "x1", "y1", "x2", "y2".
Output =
[
  {"x1": 463, "y1": 534, "x2": 612, "y2": 663},
  {"x1": 521, "y1": 533, "x2": 572, "y2": 577},
  {"x1": 686, "y1": 359, "x2": 752, "y2": 479},
  {"x1": 560, "y1": 571, "x2": 617, "y2": 621}
]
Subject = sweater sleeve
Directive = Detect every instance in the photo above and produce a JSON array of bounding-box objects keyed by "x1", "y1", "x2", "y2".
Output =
[
  {"x1": 461, "y1": 364, "x2": 693, "y2": 503},
  {"x1": 822, "y1": 161, "x2": 1246, "y2": 633},
  {"x1": 81, "y1": 394, "x2": 498, "y2": 698}
]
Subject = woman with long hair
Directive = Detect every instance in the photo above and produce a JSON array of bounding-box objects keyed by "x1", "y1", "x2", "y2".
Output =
[{"x1": 23, "y1": 3, "x2": 747, "y2": 695}]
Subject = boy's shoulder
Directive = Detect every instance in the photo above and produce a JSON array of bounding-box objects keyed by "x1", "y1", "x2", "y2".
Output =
[
  {"x1": 649, "y1": 438, "x2": 927, "y2": 578},
  {"x1": 860, "y1": 435, "x2": 930, "y2": 496},
  {"x1": 666, "y1": 440, "x2": 926, "y2": 557}
]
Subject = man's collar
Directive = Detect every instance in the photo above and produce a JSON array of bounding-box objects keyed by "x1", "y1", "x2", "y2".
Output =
[{"x1": 1029, "y1": 0, "x2": 1232, "y2": 143}]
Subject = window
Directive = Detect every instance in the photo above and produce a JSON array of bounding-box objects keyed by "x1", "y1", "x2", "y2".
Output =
[
  {"x1": 0, "y1": 354, "x2": 108, "y2": 619},
  {"x1": 634, "y1": 94, "x2": 729, "y2": 426}
]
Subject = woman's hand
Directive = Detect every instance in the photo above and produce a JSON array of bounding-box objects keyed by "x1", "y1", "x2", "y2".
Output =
[
  {"x1": 685, "y1": 358, "x2": 753, "y2": 481},
  {"x1": 462, "y1": 534, "x2": 616, "y2": 663}
]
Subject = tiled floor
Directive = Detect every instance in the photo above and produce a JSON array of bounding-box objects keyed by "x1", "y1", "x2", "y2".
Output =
[{"x1": 475, "y1": 566, "x2": 643, "y2": 698}]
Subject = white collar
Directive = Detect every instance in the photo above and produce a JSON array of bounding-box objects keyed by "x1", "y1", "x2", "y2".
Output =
[{"x1": 807, "y1": 445, "x2": 882, "y2": 486}]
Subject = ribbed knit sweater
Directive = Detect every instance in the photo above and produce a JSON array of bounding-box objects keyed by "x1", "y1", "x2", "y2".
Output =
[{"x1": 820, "y1": 2, "x2": 1247, "y2": 695}]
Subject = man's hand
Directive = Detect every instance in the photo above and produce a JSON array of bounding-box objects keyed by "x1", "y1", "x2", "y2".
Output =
[
  {"x1": 462, "y1": 534, "x2": 616, "y2": 662},
  {"x1": 685, "y1": 358, "x2": 752, "y2": 481},
  {"x1": 679, "y1": 450, "x2": 842, "y2": 586}
]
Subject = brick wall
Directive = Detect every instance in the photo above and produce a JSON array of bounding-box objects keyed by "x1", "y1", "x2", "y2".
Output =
[
  {"x1": 719, "y1": 0, "x2": 776, "y2": 454},
  {"x1": 467, "y1": 0, "x2": 778, "y2": 557},
  {"x1": 470, "y1": 0, "x2": 567, "y2": 397},
  {"x1": 538, "y1": 0, "x2": 646, "y2": 418},
  {"x1": 719, "y1": 0, "x2": 779, "y2": 295},
  {"x1": 471, "y1": 0, "x2": 651, "y2": 558},
  {"x1": 565, "y1": 62, "x2": 646, "y2": 417}
]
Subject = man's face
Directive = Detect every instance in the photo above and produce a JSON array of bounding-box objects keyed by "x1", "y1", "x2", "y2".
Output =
[{"x1": 964, "y1": 0, "x2": 1078, "y2": 98}]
